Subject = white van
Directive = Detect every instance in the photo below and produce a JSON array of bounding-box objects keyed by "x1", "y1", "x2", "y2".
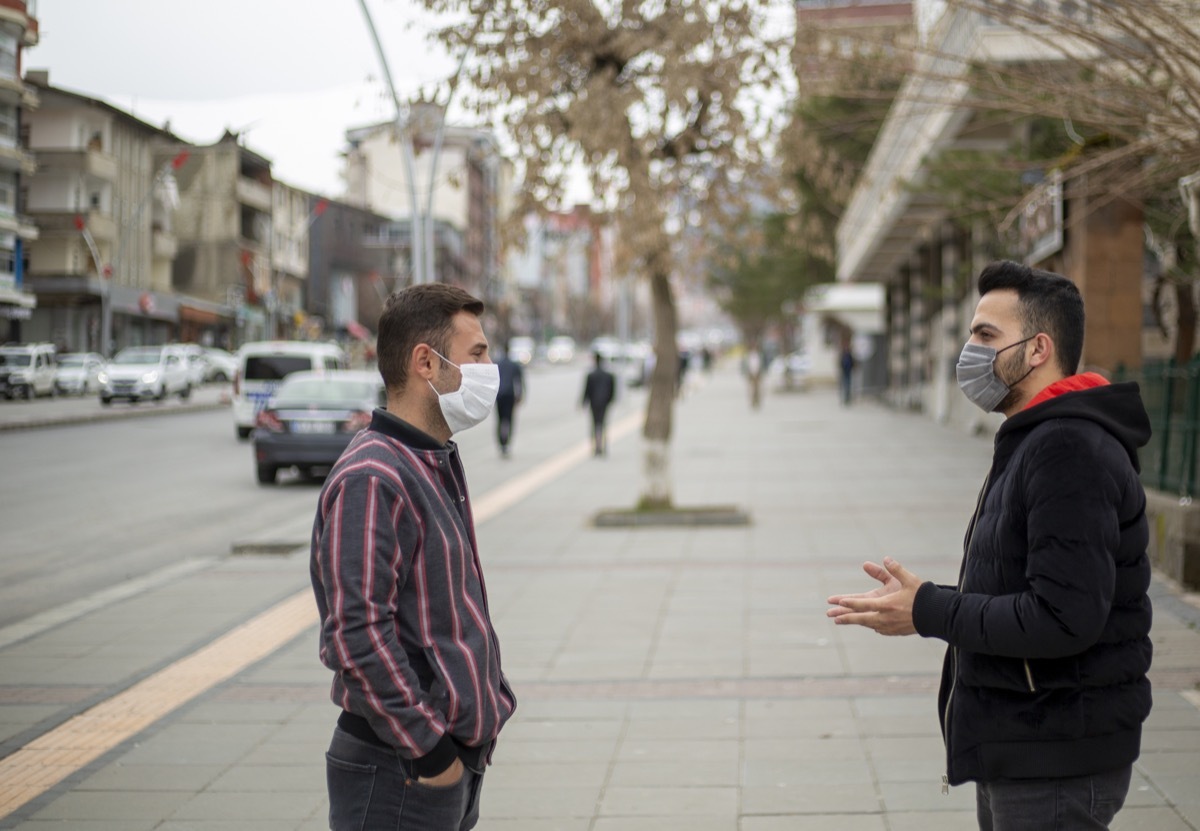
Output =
[{"x1": 232, "y1": 341, "x2": 348, "y2": 439}]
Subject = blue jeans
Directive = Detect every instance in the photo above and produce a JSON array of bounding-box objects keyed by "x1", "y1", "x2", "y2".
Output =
[
  {"x1": 325, "y1": 727, "x2": 485, "y2": 831},
  {"x1": 976, "y1": 765, "x2": 1132, "y2": 830}
]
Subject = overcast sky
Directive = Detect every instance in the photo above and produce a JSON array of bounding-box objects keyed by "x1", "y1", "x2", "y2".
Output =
[{"x1": 29, "y1": 0, "x2": 459, "y2": 197}]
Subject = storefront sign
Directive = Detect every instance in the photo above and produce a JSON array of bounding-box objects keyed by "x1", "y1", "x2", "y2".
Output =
[{"x1": 1020, "y1": 172, "x2": 1063, "y2": 265}]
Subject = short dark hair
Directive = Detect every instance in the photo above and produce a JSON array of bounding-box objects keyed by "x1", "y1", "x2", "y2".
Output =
[
  {"x1": 977, "y1": 260, "x2": 1085, "y2": 376},
  {"x1": 376, "y1": 284, "x2": 484, "y2": 391}
]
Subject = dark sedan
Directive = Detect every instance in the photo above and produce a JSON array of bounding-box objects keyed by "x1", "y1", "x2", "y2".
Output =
[{"x1": 252, "y1": 370, "x2": 385, "y2": 485}]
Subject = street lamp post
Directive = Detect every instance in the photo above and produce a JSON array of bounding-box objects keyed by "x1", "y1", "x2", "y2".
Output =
[{"x1": 355, "y1": 0, "x2": 424, "y2": 289}]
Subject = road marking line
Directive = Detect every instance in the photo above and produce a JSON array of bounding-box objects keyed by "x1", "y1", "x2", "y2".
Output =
[
  {"x1": 0, "y1": 559, "x2": 214, "y2": 650},
  {"x1": 473, "y1": 410, "x2": 641, "y2": 523},
  {"x1": 0, "y1": 409, "x2": 642, "y2": 819},
  {"x1": 0, "y1": 593, "x2": 314, "y2": 817}
]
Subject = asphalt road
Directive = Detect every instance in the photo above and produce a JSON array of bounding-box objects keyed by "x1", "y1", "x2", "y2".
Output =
[{"x1": 0, "y1": 362, "x2": 642, "y2": 630}]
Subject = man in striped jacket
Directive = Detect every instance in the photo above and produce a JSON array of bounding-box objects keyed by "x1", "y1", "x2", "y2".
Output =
[{"x1": 311, "y1": 283, "x2": 516, "y2": 831}]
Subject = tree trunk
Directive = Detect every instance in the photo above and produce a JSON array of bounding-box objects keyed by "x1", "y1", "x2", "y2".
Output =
[
  {"x1": 641, "y1": 267, "x2": 678, "y2": 510},
  {"x1": 1174, "y1": 278, "x2": 1197, "y2": 365}
]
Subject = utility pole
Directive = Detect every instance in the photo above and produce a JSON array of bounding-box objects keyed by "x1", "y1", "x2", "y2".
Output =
[{"x1": 355, "y1": 0, "x2": 424, "y2": 288}]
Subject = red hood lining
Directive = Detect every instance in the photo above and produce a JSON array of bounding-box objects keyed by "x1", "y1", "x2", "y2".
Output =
[{"x1": 1023, "y1": 372, "x2": 1110, "y2": 410}]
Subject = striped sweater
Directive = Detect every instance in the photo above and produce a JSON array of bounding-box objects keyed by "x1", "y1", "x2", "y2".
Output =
[{"x1": 310, "y1": 409, "x2": 515, "y2": 773}]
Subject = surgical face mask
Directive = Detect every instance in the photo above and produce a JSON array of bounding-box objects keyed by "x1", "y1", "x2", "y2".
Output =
[
  {"x1": 428, "y1": 349, "x2": 500, "y2": 434},
  {"x1": 955, "y1": 336, "x2": 1034, "y2": 413}
]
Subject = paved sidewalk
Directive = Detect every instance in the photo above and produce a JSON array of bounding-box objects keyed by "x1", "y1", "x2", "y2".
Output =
[{"x1": 2, "y1": 365, "x2": 1200, "y2": 829}]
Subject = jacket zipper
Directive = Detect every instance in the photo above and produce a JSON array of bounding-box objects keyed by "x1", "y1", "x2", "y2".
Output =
[
  {"x1": 943, "y1": 470, "x2": 991, "y2": 794},
  {"x1": 1023, "y1": 659, "x2": 1036, "y2": 693}
]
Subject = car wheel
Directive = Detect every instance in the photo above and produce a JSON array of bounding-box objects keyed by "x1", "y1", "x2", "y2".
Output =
[
  {"x1": 21, "y1": 385, "x2": 32, "y2": 401},
  {"x1": 212, "y1": 371, "x2": 229, "y2": 383},
  {"x1": 155, "y1": 385, "x2": 167, "y2": 402},
  {"x1": 100, "y1": 395, "x2": 112, "y2": 406},
  {"x1": 180, "y1": 384, "x2": 192, "y2": 401},
  {"x1": 129, "y1": 397, "x2": 140, "y2": 405},
  {"x1": 256, "y1": 464, "x2": 277, "y2": 485},
  {"x1": 237, "y1": 426, "x2": 253, "y2": 440}
]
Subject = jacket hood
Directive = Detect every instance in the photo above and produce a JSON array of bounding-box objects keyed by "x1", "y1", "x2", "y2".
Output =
[{"x1": 999, "y1": 381, "x2": 1151, "y2": 468}]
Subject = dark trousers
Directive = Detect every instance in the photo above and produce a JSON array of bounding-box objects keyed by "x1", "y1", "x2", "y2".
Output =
[
  {"x1": 589, "y1": 405, "x2": 609, "y2": 455},
  {"x1": 976, "y1": 765, "x2": 1132, "y2": 830},
  {"x1": 326, "y1": 727, "x2": 486, "y2": 831},
  {"x1": 495, "y1": 394, "x2": 516, "y2": 450}
]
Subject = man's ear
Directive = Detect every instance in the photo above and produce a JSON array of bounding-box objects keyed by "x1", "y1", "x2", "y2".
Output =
[
  {"x1": 1029, "y1": 332, "x2": 1055, "y2": 369},
  {"x1": 411, "y1": 343, "x2": 437, "y2": 382}
]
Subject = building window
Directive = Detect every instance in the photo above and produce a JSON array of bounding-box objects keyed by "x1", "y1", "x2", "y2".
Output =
[
  {"x1": 0, "y1": 105, "x2": 16, "y2": 148},
  {"x1": 0, "y1": 29, "x2": 16, "y2": 80}
]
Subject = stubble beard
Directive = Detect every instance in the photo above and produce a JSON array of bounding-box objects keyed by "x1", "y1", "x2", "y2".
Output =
[{"x1": 993, "y1": 346, "x2": 1030, "y2": 414}]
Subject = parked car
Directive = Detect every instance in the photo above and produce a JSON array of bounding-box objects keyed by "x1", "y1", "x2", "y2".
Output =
[
  {"x1": 54, "y1": 352, "x2": 106, "y2": 395},
  {"x1": 546, "y1": 335, "x2": 577, "y2": 364},
  {"x1": 252, "y1": 370, "x2": 385, "y2": 485},
  {"x1": 99, "y1": 345, "x2": 192, "y2": 404},
  {"x1": 767, "y1": 351, "x2": 811, "y2": 391},
  {"x1": 0, "y1": 343, "x2": 57, "y2": 400},
  {"x1": 233, "y1": 341, "x2": 348, "y2": 439},
  {"x1": 178, "y1": 344, "x2": 209, "y2": 388},
  {"x1": 506, "y1": 335, "x2": 535, "y2": 366},
  {"x1": 201, "y1": 347, "x2": 238, "y2": 382}
]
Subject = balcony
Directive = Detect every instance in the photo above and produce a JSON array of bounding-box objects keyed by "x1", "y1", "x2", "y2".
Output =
[
  {"x1": 33, "y1": 209, "x2": 116, "y2": 242},
  {"x1": 0, "y1": 0, "x2": 38, "y2": 46},
  {"x1": 235, "y1": 177, "x2": 271, "y2": 212},
  {"x1": 0, "y1": 142, "x2": 35, "y2": 176},
  {"x1": 0, "y1": 74, "x2": 37, "y2": 109},
  {"x1": 0, "y1": 210, "x2": 37, "y2": 240},
  {"x1": 35, "y1": 147, "x2": 117, "y2": 181}
]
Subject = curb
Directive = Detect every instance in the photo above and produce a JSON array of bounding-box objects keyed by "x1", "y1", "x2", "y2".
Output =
[{"x1": 0, "y1": 400, "x2": 229, "y2": 432}]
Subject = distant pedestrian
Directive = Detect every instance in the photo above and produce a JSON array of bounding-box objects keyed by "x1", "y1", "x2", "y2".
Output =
[
  {"x1": 827, "y1": 261, "x2": 1152, "y2": 830},
  {"x1": 838, "y1": 344, "x2": 855, "y2": 406},
  {"x1": 310, "y1": 283, "x2": 515, "y2": 831},
  {"x1": 676, "y1": 349, "x2": 691, "y2": 398},
  {"x1": 582, "y1": 350, "x2": 616, "y2": 456},
  {"x1": 495, "y1": 340, "x2": 525, "y2": 458}
]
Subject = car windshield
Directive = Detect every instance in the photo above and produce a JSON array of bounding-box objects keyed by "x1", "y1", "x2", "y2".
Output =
[
  {"x1": 59, "y1": 355, "x2": 87, "y2": 367},
  {"x1": 272, "y1": 378, "x2": 380, "y2": 405},
  {"x1": 244, "y1": 356, "x2": 312, "y2": 381},
  {"x1": 112, "y1": 348, "x2": 161, "y2": 365},
  {"x1": 0, "y1": 353, "x2": 31, "y2": 366}
]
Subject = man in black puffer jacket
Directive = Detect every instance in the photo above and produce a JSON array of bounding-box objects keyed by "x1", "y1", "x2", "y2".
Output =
[{"x1": 828, "y1": 261, "x2": 1152, "y2": 830}]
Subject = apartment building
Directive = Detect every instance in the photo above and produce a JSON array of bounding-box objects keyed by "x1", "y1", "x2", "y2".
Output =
[
  {"x1": 342, "y1": 110, "x2": 509, "y2": 300},
  {"x1": 169, "y1": 131, "x2": 274, "y2": 347},
  {"x1": 0, "y1": 0, "x2": 38, "y2": 340},
  {"x1": 23, "y1": 71, "x2": 183, "y2": 353}
]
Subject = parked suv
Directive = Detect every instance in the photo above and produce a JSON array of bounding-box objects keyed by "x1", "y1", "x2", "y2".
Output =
[
  {"x1": 99, "y1": 345, "x2": 192, "y2": 405},
  {"x1": 0, "y1": 343, "x2": 57, "y2": 400}
]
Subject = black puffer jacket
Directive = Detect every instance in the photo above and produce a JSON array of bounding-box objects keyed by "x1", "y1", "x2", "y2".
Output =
[{"x1": 912, "y1": 382, "x2": 1153, "y2": 786}]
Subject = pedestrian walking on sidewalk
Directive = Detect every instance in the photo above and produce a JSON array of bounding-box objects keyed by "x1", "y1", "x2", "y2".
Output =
[
  {"x1": 494, "y1": 340, "x2": 525, "y2": 458},
  {"x1": 310, "y1": 283, "x2": 516, "y2": 831},
  {"x1": 838, "y1": 342, "x2": 855, "y2": 406},
  {"x1": 581, "y1": 350, "x2": 616, "y2": 456},
  {"x1": 827, "y1": 261, "x2": 1152, "y2": 830}
]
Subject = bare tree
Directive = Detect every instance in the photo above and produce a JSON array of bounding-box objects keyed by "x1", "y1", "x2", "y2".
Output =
[{"x1": 419, "y1": 0, "x2": 792, "y2": 507}]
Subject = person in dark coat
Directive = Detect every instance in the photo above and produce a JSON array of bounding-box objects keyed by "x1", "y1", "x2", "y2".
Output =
[
  {"x1": 494, "y1": 340, "x2": 525, "y2": 458},
  {"x1": 581, "y1": 351, "x2": 616, "y2": 456},
  {"x1": 827, "y1": 261, "x2": 1152, "y2": 830}
]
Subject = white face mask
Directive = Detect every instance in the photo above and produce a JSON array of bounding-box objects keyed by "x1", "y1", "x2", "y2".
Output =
[{"x1": 428, "y1": 349, "x2": 500, "y2": 434}]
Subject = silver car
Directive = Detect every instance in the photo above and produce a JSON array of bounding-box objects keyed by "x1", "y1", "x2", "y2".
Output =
[{"x1": 54, "y1": 352, "x2": 107, "y2": 395}]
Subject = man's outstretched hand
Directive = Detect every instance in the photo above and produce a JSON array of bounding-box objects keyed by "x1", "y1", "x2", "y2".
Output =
[{"x1": 826, "y1": 557, "x2": 922, "y2": 636}]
